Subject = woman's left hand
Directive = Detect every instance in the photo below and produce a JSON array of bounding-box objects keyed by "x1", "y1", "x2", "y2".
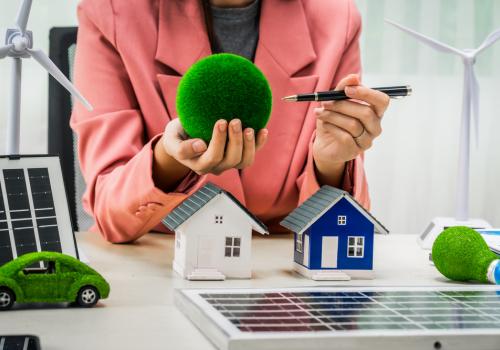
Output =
[{"x1": 312, "y1": 74, "x2": 390, "y2": 185}]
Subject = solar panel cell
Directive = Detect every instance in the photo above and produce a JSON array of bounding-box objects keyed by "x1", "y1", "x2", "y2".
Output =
[
  {"x1": 28, "y1": 168, "x2": 62, "y2": 253},
  {"x1": 14, "y1": 228, "x2": 37, "y2": 256},
  {"x1": 0, "y1": 234, "x2": 13, "y2": 265}
]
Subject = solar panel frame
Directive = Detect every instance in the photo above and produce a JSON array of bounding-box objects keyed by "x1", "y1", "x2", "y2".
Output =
[
  {"x1": 176, "y1": 286, "x2": 500, "y2": 350},
  {"x1": 0, "y1": 155, "x2": 78, "y2": 265}
]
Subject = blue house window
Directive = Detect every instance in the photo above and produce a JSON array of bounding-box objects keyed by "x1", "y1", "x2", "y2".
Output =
[
  {"x1": 296, "y1": 233, "x2": 303, "y2": 253},
  {"x1": 347, "y1": 236, "x2": 364, "y2": 258},
  {"x1": 338, "y1": 215, "x2": 347, "y2": 226}
]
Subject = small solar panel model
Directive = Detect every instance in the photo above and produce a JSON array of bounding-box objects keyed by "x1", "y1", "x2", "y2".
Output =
[
  {"x1": 175, "y1": 286, "x2": 500, "y2": 350},
  {"x1": 0, "y1": 0, "x2": 93, "y2": 266},
  {"x1": 163, "y1": 183, "x2": 269, "y2": 281},
  {"x1": 0, "y1": 156, "x2": 79, "y2": 266},
  {"x1": 281, "y1": 186, "x2": 389, "y2": 281}
]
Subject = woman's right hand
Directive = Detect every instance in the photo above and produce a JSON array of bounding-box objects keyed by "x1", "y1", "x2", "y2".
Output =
[{"x1": 162, "y1": 118, "x2": 268, "y2": 176}]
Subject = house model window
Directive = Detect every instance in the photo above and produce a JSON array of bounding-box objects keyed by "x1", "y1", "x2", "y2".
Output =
[
  {"x1": 225, "y1": 237, "x2": 241, "y2": 257},
  {"x1": 215, "y1": 215, "x2": 223, "y2": 224},
  {"x1": 296, "y1": 233, "x2": 303, "y2": 253},
  {"x1": 347, "y1": 236, "x2": 364, "y2": 258},
  {"x1": 338, "y1": 215, "x2": 347, "y2": 225}
]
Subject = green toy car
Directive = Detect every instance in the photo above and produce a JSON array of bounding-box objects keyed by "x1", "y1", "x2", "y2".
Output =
[{"x1": 0, "y1": 252, "x2": 110, "y2": 310}]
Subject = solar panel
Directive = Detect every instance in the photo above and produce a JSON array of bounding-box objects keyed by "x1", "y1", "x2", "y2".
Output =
[
  {"x1": 0, "y1": 156, "x2": 78, "y2": 265},
  {"x1": 176, "y1": 286, "x2": 500, "y2": 350},
  {"x1": 0, "y1": 335, "x2": 41, "y2": 350}
]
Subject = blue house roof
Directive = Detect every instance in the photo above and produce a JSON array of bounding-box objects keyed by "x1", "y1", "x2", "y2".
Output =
[
  {"x1": 162, "y1": 182, "x2": 268, "y2": 234},
  {"x1": 280, "y1": 186, "x2": 389, "y2": 235}
]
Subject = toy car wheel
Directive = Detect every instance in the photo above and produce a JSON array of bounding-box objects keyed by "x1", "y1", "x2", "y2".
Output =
[
  {"x1": 0, "y1": 287, "x2": 15, "y2": 310},
  {"x1": 77, "y1": 286, "x2": 100, "y2": 308}
]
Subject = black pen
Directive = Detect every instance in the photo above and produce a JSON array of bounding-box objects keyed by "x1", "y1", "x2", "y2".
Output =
[{"x1": 282, "y1": 85, "x2": 412, "y2": 102}]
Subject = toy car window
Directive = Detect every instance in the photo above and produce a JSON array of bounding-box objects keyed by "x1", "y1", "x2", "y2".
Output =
[{"x1": 22, "y1": 261, "x2": 56, "y2": 275}]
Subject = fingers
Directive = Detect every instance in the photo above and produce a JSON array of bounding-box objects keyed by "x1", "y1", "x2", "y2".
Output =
[
  {"x1": 135, "y1": 203, "x2": 161, "y2": 218},
  {"x1": 163, "y1": 119, "x2": 207, "y2": 160},
  {"x1": 165, "y1": 117, "x2": 268, "y2": 175},
  {"x1": 345, "y1": 85, "x2": 390, "y2": 117},
  {"x1": 215, "y1": 119, "x2": 244, "y2": 171},
  {"x1": 317, "y1": 119, "x2": 361, "y2": 151},
  {"x1": 321, "y1": 101, "x2": 382, "y2": 137},
  {"x1": 256, "y1": 128, "x2": 269, "y2": 151},
  {"x1": 198, "y1": 120, "x2": 228, "y2": 170},
  {"x1": 316, "y1": 109, "x2": 375, "y2": 151},
  {"x1": 352, "y1": 129, "x2": 373, "y2": 150},
  {"x1": 315, "y1": 107, "x2": 364, "y2": 138},
  {"x1": 334, "y1": 74, "x2": 360, "y2": 91},
  {"x1": 237, "y1": 128, "x2": 256, "y2": 169}
]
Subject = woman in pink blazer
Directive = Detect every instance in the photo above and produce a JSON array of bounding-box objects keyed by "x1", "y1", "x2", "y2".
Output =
[{"x1": 71, "y1": 0, "x2": 390, "y2": 243}]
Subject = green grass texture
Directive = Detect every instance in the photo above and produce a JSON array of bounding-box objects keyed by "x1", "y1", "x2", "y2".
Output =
[
  {"x1": 0, "y1": 251, "x2": 110, "y2": 303},
  {"x1": 432, "y1": 226, "x2": 497, "y2": 283},
  {"x1": 176, "y1": 53, "x2": 273, "y2": 142}
]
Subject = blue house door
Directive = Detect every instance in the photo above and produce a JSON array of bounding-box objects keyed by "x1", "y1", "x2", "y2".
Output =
[{"x1": 321, "y1": 236, "x2": 338, "y2": 268}]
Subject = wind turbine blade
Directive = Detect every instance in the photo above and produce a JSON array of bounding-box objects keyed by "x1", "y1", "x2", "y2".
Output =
[
  {"x1": 470, "y1": 66, "x2": 480, "y2": 147},
  {"x1": 475, "y1": 28, "x2": 500, "y2": 55},
  {"x1": 15, "y1": 0, "x2": 33, "y2": 34},
  {"x1": 28, "y1": 48, "x2": 94, "y2": 111},
  {"x1": 0, "y1": 44, "x2": 14, "y2": 59},
  {"x1": 385, "y1": 19, "x2": 465, "y2": 57}
]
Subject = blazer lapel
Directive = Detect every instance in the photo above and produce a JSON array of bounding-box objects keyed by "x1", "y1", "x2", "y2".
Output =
[
  {"x1": 155, "y1": 0, "x2": 211, "y2": 127},
  {"x1": 244, "y1": 0, "x2": 319, "y2": 216},
  {"x1": 257, "y1": 0, "x2": 317, "y2": 77},
  {"x1": 155, "y1": 0, "x2": 319, "y2": 215},
  {"x1": 155, "y1": 0, "x2": 247, "y2": 205},
  {"x1": 155, "y1": 0, "x2": 211, "y2": 75}
]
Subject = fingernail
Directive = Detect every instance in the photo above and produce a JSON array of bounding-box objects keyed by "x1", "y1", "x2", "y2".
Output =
[
  {"x1": 261, "y1": 129, "x2": 269, "y2": 138},
  {"x1": 218, "y1": 120, "x2": 227, "y2": 132},
  {"x1": 314, "y1": 107, "x2": 324, "y2": 115},
  {"x1": 232, "y1": 119, "x2": 242, "y2": 132},
  {"x1": 345, "y1": 86, "x2": 357, "y2": 95},
  {"x1": 245, "y1": 129, "x2": 254, "y2": 141},
  {"x1": 193, "y1": 140, "x2": 206, "y2": 153}
]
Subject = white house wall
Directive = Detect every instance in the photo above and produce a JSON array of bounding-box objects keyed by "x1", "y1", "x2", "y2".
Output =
[
  {"x1": 173, "y1": 228, "x2": 187, "y2": 276},
  {"x1": 176, "y1": 195, "x2": 254, "y2": 279}
]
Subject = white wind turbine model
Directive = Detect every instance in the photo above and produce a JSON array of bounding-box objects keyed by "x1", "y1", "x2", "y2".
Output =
[
  {"x1": 0, "y1": 0, "x2": 92, "y2": 156},
  {"x1": 386, "y1": 19, "x2": 500, "y2": 249}
]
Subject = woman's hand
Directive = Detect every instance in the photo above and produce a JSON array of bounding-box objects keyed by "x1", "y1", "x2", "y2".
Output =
[
  {"x1": 312, "y1": 74, "x2": 390, "y2": 186},
  {"x1": 162, "y1": 118, "x2": 268, "y2": 176}
]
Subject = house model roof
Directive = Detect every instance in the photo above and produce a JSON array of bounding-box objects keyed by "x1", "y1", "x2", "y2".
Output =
[
  {"x1": 162, "y1": 182, "x2": 268, "y2": 234},
  {"x1": 280, "y1": 186, "x2": 389, "y2": 235}
]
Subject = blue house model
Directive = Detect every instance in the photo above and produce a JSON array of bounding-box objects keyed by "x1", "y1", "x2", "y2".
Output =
[{"x1": 281, "y1": 186, "x2": 389, "y2": 281}]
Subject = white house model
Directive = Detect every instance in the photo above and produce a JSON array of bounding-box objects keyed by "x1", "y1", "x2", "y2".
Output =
[{"x1": 162, "y1": 183, "x2": 269, "y2": 280}]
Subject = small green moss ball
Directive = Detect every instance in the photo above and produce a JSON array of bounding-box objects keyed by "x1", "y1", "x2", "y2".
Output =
[
  {"x1": 176, "y1": 53, "x2": 273, "y2": 142},
  {"x1": 432, "y1": 226, "x2": 497, "y2": 283}
]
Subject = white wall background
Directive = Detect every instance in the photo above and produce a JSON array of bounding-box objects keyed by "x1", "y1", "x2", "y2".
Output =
[
  {"x1": 0, "y1": 0, "x2": 499, "y2": 234},
  {"x1": 356, "y1": 0, "x2": 500, "y2": 234}
]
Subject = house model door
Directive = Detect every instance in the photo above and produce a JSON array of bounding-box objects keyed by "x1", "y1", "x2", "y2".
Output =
[
  {"x1": 321, "y1": 236, "x2": 338, "y2": 268},
  {"x1": 197, "y1": 236, "x2": 216, "y2": 268}
]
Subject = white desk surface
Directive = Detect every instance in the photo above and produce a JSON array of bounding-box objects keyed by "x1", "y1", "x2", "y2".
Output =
[{"x1": 1, "y1": 232, "x2": 455, "y2": 350}]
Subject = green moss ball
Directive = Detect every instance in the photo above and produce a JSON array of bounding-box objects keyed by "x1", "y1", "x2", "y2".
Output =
[
  {"x1": 432, "y1": 226, "x2": 497, "y2": 283},
  {"x1": 176, "y1": 53, "x2": 273, "y2": 142}
]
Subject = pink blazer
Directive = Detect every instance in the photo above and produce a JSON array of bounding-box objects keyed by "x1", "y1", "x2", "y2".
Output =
[{"x1": 71, "y1": 0, "x2": 370, "y2": 243}]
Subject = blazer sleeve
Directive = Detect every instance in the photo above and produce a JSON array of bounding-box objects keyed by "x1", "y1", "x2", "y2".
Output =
[
  {"x1": 71, "y1": 1, "x2": 195, "y2": 243},
  {"x1": 296, "y1": 0, "x2": 371, "y2": 210}
]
